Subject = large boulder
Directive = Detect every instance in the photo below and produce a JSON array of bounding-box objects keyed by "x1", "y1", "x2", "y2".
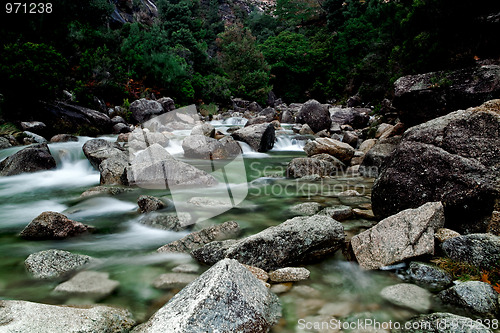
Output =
[
  {"x1": 438, "y1": 281, "x2": 500, "y2": 317},
  {"x1": 296, "y1": 99, "x2": 332, "y2": 133},
  {"x1": 182, "y1": 135, "x2": 240, "y2": 159},
  {"x1": 0, "y1": 300, "x2": 135, "y2": 333},
  {"x1": 41, "y1": 102, "x2": 112, "y2": 137},
  {"x1": 231, "y1": 123, "x2": 275, "y2": 152},
  {"x1": 20, "y1": 211, "x2": 95, "y2": 240},
  {"x1": 24, "y1": 249, "x2": 97, "y2": 280},
  {"x1": 330, "y1": 107, "x2": 371, "y2": 129},
  {"x1": 0, "y1": 143, "x2": 56, "y2": 176},
  {"x1": 82, "y1": 139, "x2": 129, "y2": 185},
  {"x1": 358, "y1": 136, "x2": 402, "y2": 178},
  {"x1": 371, "y1": 100, "x2": 500, "y2": 233},
  {"x1": 129, "y1": 98, "x2": 166, "y2": 124},
  {"x1": 132, "y1": 258, "x2": 280, "y2": 333},
  {"x1": 192, "y1": 215, "x2": 345, "y2": 271},
  {"x1": 441, "y1": 233, "x2": 500, "y2": 269},
  {"x1": 303, "y1": 138, "x2": 355, "y2": 163},
  {"x1": 351, "y1": 202, "x2": 445, "y2": 270},
  {"x1": 393, "y1": 65, "x2": 500, "y2": 126}
]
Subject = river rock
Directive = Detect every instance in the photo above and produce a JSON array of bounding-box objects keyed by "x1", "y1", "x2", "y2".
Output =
[
  {"x1": 397, "y1": 312, "x2": 494, "y2": 333},
  {"x1": 25, "y1": 249, "x2": 96, "y2": 279},
  {"x1": 130, "y1": 98, "x2": 165, "y2": 124},
  {"x1": 190, "y1": 123, "x2": 215, "y2": 137},
  {"x1": 132, "y1": 258, "x2": 280, "y2": 333},
  {"x1": 182, "y1": 135, "x2": 239, "y2": 159},
  {"x1": 153, "y1": 273, "x2": 199, "y2": 289},
  {"x1": 137, "y1": 195, "x2": 166, "y2": 213},
  {"x1": 138, "y1": 212, "x2": 191, "y2": 231},
  {"x1": 269, "y1": 267, "x2": 310, "y2": 282},
  {"x1": 280, "y1": 110, "x2": 294, "y2": 123},
  {"x1": 304, "y1": 138, "x2": 355, "y2": 163},
  {"x1": 435, "y1": 228, "x2": 461, "y2": 243},
  {"x1": 50, "y1": 134, "x2": 78, "y2": 142},
  {"x1": 359, "y1": 138, "x2": 377, "y2": 154},
  {"x1": 393, "y1": 65, "x2": 500, "y2": 126},
  {"x1": 99, "y1": 155, "x2": 129, "y2": 185},
  {"x1": 441, "y1": 233, "x2": 500, "y2": 269},
  {"x1": 296, "y1": 99, "x2": 332, "y2": 133},
  {"x1": 286, "y1": 157, "x2": 337, "y2": 178},
  {"x1": 0, "y1": 300, "x2": 135, "y2": 333},
  {"x1": 82, "y1": 139, "x2": 127, "y2": 170},
  {"x1": 231, "y1": 123, "x2": 276, "y2": 152},
  {"x1": 0, "y1": 137, "x2": 12, "y2": 149},
  {"x1": 380, "y1": 283, "x2": 432, "y2": 312},
  {"x1": 351, "y1": 202, "x2": 445, "y2": 270},
  {"x1": 157, "y1": 221, "x2": 241, "y2": 253},
  {"x1": 20, "y1": 211, "x2": 95, "y2": 240},
  {"x1": 80, "y1": 185, "x2": 134, "y2": 198},
  {"x1": 299, "y1": 123, "x2": 315, "y2": 135},
  {"x1": 53, "y1": 271, "x2": 119, "y2": 300},
  {"x1": 438, "y1": 281, "x2": 500, "y2": 317},
  {"x1": 289, "y1": 202, "x2": 321, "y2": 216},
  {"x1": 20, "y1": 121, "x2": 46, "y2": 134},
  {"x1": 243, "y1": 264, "x2": 269, "y2": 282},
  {"x1": 371, "y1": 100, "x2": 500, "y2": 233},
  {"x1": 192, "y1": 215, "x2": 345, "y2": 271},
  {"x1": 0, "y1": 143, "x2": 56, "y2": 176},
  {"x1": 358, "y1": 136, "x2": 401, "y2": 178},
  {"x1": 111, "y1": 115, "x2": 126, "y2": 125},
  {"x1": 318, "y1": 205, "x2": 353, "y2": 221},
  {"x1": 406, "y1": 262, "x2": 453, "y2": 291},
  {"x1": 330, "y1": 107, "x2": 370, "y2": 129},
  {"x1": 112, "y1": 122, "x2": 131, "y2": 134},
  {"x1": 157, "y1": 96, "x2": 175, "y2": 112},
  {"x1": 245, "y1": 116, "x2": 269, "y2": 127},
  {"x1": 23, "y1": 131, "x2": 48, "y2": 144}
]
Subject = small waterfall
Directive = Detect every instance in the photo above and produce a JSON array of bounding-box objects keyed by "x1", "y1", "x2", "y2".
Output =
[
  {"x1": 223, "y1": 117, "x2": 247, "y2": 126},
  {"x1": 271, "y1": 136, "x2": 306, "y2": 152}
]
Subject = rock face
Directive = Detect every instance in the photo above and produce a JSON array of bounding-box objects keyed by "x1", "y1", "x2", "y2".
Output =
[
  {"x1": 25, "y1": 249, "x2": 96, "y2": 279},
  {"x1": 157, "y1": 221, "x2": 241, "y2": 253},
  {"x1": 438, "y1": 281, "x2": 500, "y2": 317},
  {"x1": 40, "y1": 102, "x2": 112, "y2": 137},
  {"x1": 393, "y1": 65, "x2": 500, "y2": 126},
  {"x1": 358, "y1": 136, "x2": 401, "y2": 178},
  {"x1": 380, "y1": 283, "x2": 432, "y2": 313},
  {"x1": 441, "y1": 233, "x2": 500, "y2": 269},
  {"x1": 132, "y1": 259, "x2": 281, "y2": 333},
  {"x1": 0, "y1": 300, "x2": 135, "y2": 333},
  {"x1": 231, "y1": 123, "x2": 276, "y2": 152},
  {"x1": 296, "y1": 100, "x2": 332, "y2": 133},
  {"x1": 53, "y1": 271, "x2": 119, "y2": 300},
  {"x1": 371, "y1": 100, "x2": 500, "y2": 233},
  {"x1": 398, "y1": 312, "x2": 494, "y2": 333},
  {"x1": 351, "y1": 202, "x2": 445, "y2": 270},
  {"x1": 130, "y1": 98, "x2": 166, "y2": 123},
  {"x1": 286, "y1": 157, "x2": 337, "y2": 178},
  {"x1": 303, "y1": 138, "x2": 355, "y2": 163},
  {"x1": 192, "y1": 215, "x2": 345, "y2": 271},
  {"x1": 0, "y1": 143, "x2": 56, "y2": 176},
  {"x1": 20, "y1": 211, "x2": 95, "y2": 240}
]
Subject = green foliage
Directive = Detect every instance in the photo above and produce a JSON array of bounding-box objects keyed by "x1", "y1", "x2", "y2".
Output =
[{"x1": 0, "y1": 123, "x2": 21, "y2": 136}]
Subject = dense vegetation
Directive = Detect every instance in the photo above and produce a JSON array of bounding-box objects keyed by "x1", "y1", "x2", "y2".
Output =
[{"x1": 0, "y1": 0, "x2": 499, "y2": 120}]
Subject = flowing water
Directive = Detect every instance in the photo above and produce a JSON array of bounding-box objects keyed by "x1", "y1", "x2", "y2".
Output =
[{"x1": 0, "y1": 124, "x2": 426, "y2": 331}]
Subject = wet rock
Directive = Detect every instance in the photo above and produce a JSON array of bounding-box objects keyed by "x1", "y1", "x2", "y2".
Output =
[
  {"x1": 0, "y1": 300, "x2": 135, "y2": 333},
  {"x1": 441, "y1": 233, "x2": 500, "y2": 269},
  {"x1": 330, "y1": 107, "x2": 371, "y2": 129},
  {"x1": 269, "y1": 267, "x2": 310, "y2": 282},
  {"x1": 318, "y1": 205, "x2": 353, "y2": 221},
  {"x1": 190, "y1": 123, "x2": 215, "y2": 137},
  {"x1": 157, "y1": 221, "x2": 241, "y2": 253},
  {"x1": 132, "y1": 258, "x2": 280, "y2": 333},
  {"x1": 99, "y1": 155, "x2": 129, "y2": 185},
  {"x1": 53, "y1": 271, "x2": 119, "y2": 300},
  {"x1": 153, "y1": 273, "x2": 199, "y2": 289},
  {"x1": 130, "y1": 98, "x2": 166, "y2": 123},
  {"x1": 138, "y1": 212, "x2": 191, "y2": 231},
  {"x1": 406, "y1": 262, "x2": 453, "y2": 291},
  {"x1": 23, "y1": 131, "x2": 48, "y2": 144},
  {"x1": 358, "y1": 136, "x2": 401, "y2": 178},
  {"x1": 351, "y1": 202, "x2": 445, "y2": 270},
  {"x1": 286, "y1": 157, "x2": 336, "y2": 178},
  {"x1": 397, "y1": 312, "x2": 493, "y2": 333},
  {"x1": 304, "y1": 138, "x2": 355, "y2": 163},
  {"x1": 231, "y1": 123, "x2": 276, "y2": 152},
  {"x1": 50, "y1": 134, "x2": 78, "y2": 143},
  {"x1": 371, "y1": 100, "x2": 500, "y2": 233},
  {"x1": 20, "y1": 211, "x2": 95, "y2": 240},
  {"x1": 380, "y1": 283, "x2": 432, "y2": 312},
  {"x1": 438, "y1": 281, "x2": 500, "y2": 317},
  {"x1": 393, "y1": 65, "x2": 500, "y2": 126},
  {"x1": 25, "y1": 249, "x2": 96, "y2": 280},
  {"x1": 137, "y1": 195, "x2": 166, "y2": 213},
  {"x1": 289, "y1": 202, "x2": 321, "y2": 216},
  {"x1": 192, "y1": 215, "x2": 345, "y2": 271},
  {"x1": 296, "y1": 99, "x2": 332, "y2": 133},
  {"x1": 0, "y1": 143, "x2": 56, "y2": 176}
]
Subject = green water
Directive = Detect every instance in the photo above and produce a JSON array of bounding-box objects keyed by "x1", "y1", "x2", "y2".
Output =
[{"x1": 0, "y1": 134, "x2": 426, "y2": 331}]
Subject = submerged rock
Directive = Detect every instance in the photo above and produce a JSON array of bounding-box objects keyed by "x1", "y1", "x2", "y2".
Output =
[
  {"x1": 53, "y1": 271, "x2": 119, "y2": 300},
  {"x1": 132, "y1": 258, "x2": 281, "y2": 333},
  {"x1": 380, "y1": 283, "x2": 432, "y2": 313},
  {"x1": 0, "y1": 300, "x2": 135, "y2": 333},
  {"x1": 0, "y1": 143, "x2": 56, "y2": 176},
  {"x1": 351, "y1": 202, "x2": 445, "y2": 270},
  {"x1": 157, "y1": 221, "x2": 241, "y2": 253},
  {"x1": 25, "y1": 249, "x2": 97, "y2": 280},
  {"x1": 289, "y1": 202, "x2": 321, "y2": 216},
  {"x1": 20, "y1": 211, "x2": 95, "y2": 240},
  {"x1": 192, "y1": 215, "x2": 345, "y2": 271}
]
